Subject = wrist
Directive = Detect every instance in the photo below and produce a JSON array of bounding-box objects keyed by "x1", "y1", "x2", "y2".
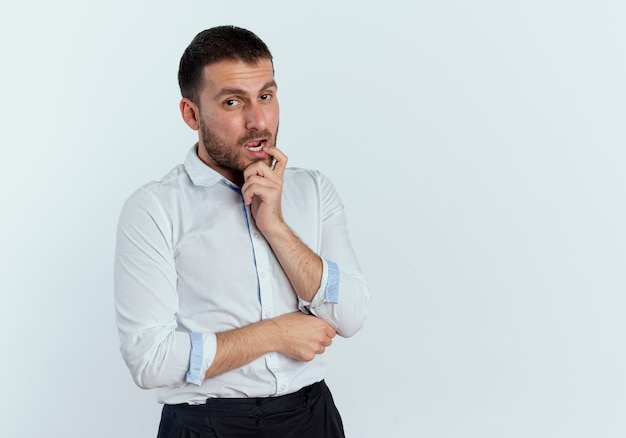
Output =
[
  {"x1": 264, "y1": 317, "x2": 284, "y2": 353},
  {"x1": 257, "y1": 219, "x2": 290, "y2": 242}
]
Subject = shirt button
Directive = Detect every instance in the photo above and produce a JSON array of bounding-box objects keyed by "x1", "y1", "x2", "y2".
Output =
[
  {"x1": 260, "y1": 272, "x2": 266, "y2": 278},
  {"x1": 265, "y1": 312, "x2": 272, "y2": 318},
  {"x1": 280, "y1": 385, "x2": 286, "y2": 391},
  {"x1": 254, "y1": 232, "x2": 261, "y2": 239}
]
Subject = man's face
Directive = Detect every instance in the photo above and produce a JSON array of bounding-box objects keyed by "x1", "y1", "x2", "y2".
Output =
[{"x1": 195, "y1": 58, "x2": 279, "y2": 184}]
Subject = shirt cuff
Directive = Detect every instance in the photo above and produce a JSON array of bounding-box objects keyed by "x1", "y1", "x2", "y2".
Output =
[
  {"x1": 297, "y1": 258, "x2": 340, "y2": 313},
  {"x1": 325, "y1": 260, "x2": 340, "y2": 304},
  {"x1": 185, "y1": 332, "x2": 216, "y2": 386}
]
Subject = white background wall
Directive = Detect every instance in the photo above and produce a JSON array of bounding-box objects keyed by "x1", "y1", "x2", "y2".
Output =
[{"x1": 1, "y1": 1, "x2": 625, "y2": 437}]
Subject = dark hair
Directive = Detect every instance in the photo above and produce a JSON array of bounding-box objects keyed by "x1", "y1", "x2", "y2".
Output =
[{"x1": 178, "y1": 25, "x2": 273, "y2": 104}]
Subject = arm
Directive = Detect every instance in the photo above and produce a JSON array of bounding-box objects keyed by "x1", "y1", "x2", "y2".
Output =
[
  {"x1": 205, "y1": 312, "x2": 335, "y2": 378},
  {"x1": 241, "y1": 147, "x2": 323, "y2": 302},
  {"x1": 241, "y1": 147, "x2": 371, "y2": 337},
  {"x1": 114, "y1": 188, "x2": 194, "y2": 389},
  {"x1": 308, "y1": 176, "x2": 371, "y2": 337}
]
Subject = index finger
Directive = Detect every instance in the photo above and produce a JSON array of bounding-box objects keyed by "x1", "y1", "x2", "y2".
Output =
[{"x1": 263, "y1": 146, "x2": 288, "y2": 178}]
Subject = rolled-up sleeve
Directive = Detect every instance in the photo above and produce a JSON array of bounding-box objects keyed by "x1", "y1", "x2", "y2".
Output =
[
  {"x1": 114, "y1": 188, "x2": 215, "y2": 389},
  {"x1": 298, "y1": 173, "x2": 371, "y2": 338}
]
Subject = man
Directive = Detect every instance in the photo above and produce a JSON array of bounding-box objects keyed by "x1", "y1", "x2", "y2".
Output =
[{"x1": 114, "y1": 25, "x2": 370, "y2": 438}]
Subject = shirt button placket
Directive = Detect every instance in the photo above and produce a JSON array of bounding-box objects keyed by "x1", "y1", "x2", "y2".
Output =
[{"x1": 248, "y1": 217, "x2": 281, "y2": 392}]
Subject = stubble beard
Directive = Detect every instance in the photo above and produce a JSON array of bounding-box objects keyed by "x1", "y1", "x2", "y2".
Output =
[{"x1": 198, "y1": 117, "x2": 278, "y2": 176}]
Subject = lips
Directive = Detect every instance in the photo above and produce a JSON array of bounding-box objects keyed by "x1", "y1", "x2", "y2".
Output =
[{"x1": 244, "y1": 139, "x2": 267, "y2": 152}]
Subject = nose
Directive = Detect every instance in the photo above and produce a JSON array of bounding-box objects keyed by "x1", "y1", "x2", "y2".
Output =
[{"x1": 244, "y1": 102, "x2": 267, "y2": 131}]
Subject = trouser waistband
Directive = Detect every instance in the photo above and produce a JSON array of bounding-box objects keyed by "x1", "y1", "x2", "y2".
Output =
[{"x1": 166, "y1": 380, "x2": 326, "y2": 418}]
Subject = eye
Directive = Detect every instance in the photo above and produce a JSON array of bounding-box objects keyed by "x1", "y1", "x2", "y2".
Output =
[
  {"x1": 223, "y1": 98, "x2": 241, "y2": 108},
  {"x1": 260, "y1": 93, "x2": 273, "y2": 101}
]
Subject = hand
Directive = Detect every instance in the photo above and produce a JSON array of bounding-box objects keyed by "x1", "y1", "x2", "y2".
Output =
[
  {"x1": 271, "y1": 312, "x2": 337, "y2": 362},
  {"x1": 241, "y1": 146, "x2": 288, "y2": 233}
]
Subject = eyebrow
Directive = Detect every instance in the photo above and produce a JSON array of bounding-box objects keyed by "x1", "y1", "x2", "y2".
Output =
[{"x1": 215, "y1": 80, "x2": 278, "y2": 100}]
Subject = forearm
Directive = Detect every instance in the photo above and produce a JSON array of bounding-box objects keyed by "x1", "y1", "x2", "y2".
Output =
[
  {"x1": 257, "y1": 202, "x2": 370, "y2": 337},
  {"x1": 205, "y1": 312, "x2": 336, "y2": 379},
  {"x1": 204, "y1": 319, "x2": 278, "y2": 379},
  {"x1": 262, "y1": 222, "x2": 370, "y2": 338},
  {"x1": 261, "y1": 221, "x2": 323, "y2": 302}
]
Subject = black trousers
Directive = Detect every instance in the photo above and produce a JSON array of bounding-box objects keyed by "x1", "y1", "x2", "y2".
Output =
[{"x1": 156, "y1": 380, "x2": 345, "y2": 438}]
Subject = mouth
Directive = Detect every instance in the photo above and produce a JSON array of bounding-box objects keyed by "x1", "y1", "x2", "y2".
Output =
[{"x1": 244, "y1": 138, "x2": 268, "y2": 152}]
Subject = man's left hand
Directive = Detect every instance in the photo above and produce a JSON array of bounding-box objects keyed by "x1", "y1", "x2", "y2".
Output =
[{"x1": 242, "y1": 146, "x2": 288, "y2": 233}]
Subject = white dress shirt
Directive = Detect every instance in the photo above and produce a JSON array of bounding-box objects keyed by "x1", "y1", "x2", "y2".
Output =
[{"x1": 114, "y1": 146, "x2": 370, "y2": 405}]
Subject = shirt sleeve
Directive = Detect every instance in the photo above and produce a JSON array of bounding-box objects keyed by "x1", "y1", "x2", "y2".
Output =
[
  {"x1": 114, "y1": 188, "x2": 215, "y2": 389},
  {"x1": 297, "y1": 172, "x2": 371, "y2": 338}
]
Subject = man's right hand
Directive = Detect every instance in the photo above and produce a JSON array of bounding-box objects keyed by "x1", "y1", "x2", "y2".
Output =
[{"x1": 270, "y1": 312, "x2": 336, "y2": 362}]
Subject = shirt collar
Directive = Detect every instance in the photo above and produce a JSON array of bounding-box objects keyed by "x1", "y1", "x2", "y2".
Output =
[{"x1": 184, "y1": 144, "x2": 228, "y2": 187}]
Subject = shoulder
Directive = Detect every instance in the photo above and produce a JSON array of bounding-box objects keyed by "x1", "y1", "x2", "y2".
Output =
[
  {"x1": 126, "y1": 164, "x2": 188, "y2": 202},
  {"x1": 284, "y1": 167, "x2": 333, "y2": 188},
  {"x1": 119, "y1": 164, "x2": 189, "y2": 221},
  {"x1": 283, "y1": 167, "x2": 343, "y2": 212},
  {"x1": 284, "y1": 167, "x2": 327, "y2": 194},
  {"x1": 138, "y1": 164, "x2": 189, "y2": 196}
]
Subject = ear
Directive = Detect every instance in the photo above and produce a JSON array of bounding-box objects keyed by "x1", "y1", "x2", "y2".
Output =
[{"x1": 180, "y1": 98, "x2": 200, "y2": 131}]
